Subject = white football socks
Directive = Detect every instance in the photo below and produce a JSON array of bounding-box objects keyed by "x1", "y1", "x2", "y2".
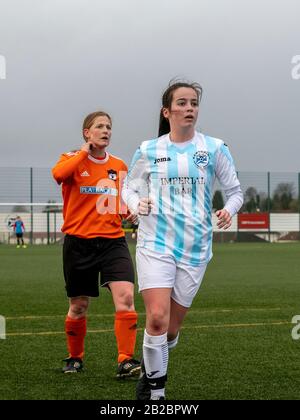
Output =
[
  {"x1": 168, "y1": 333, "x2": 179, "y2": 350},
  {"x1": 143, "y1": 330, "x2": 168, "y2": 399}
]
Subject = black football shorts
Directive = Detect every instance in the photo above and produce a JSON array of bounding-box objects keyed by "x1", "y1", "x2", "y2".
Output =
[{"x1": 63, "y1": 235, "x2": 135, "y2": 298}]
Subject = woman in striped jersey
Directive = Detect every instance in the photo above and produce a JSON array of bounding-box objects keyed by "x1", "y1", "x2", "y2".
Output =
[{"x1": 123, "y1": 81, "x2": 244, "y2": 400}]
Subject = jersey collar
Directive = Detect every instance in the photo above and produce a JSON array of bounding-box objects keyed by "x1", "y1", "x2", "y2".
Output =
[
  {"x1": 167, "y1": 133, "x2": 198, "y2": 152},
  {"x1": 88, "y1": 153, "x2": 109, "y2": 164}
]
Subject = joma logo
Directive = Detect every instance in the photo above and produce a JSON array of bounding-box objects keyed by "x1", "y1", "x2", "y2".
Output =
[{"x1": 154, "y1": 157, "x2": 171, "y2": 164}]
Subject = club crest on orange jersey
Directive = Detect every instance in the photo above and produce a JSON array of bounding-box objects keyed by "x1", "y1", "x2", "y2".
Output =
[{"x1": 108, "y1": 170, "x2": 117, "y2": 181}]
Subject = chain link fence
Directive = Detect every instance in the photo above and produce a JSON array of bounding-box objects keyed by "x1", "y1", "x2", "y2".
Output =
[{"x1": 0, "y1": 168, "x2": 299, "y2": 244}]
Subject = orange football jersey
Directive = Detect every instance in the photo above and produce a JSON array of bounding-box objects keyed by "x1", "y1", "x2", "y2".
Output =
[{"x1": 52, "y1": 150, "x2": 129, "y2": 239}]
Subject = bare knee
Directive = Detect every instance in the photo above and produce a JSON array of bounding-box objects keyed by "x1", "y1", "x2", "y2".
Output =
[
  {"x1": 68, "y1": 298, "x2": 89, "y2": 319},
  {"x1": 121, "y1": 291, "x2": 134, "y2": 310},
  {"x1": 147, "y1": 310, "x2": 169, "y2": 335},
  {"x1": 113, "y1": 289, "x2": 135, "y2": 312}
]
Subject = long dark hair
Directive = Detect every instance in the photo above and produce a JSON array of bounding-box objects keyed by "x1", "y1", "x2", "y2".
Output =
[{"x1": 158, "y1": 80, "x2": 203, "y2": 137}]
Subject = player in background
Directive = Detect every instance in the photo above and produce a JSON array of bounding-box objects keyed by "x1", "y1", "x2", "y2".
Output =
[
  {"x1": 14, "y1": 216, "x2": 26, "y2": 248},
  {"x1": 52, "y1": 111, "x2": 140, "y2": 378},
  {"x1": 123, "y1": 80, "x2": 244, "y2": 400}
]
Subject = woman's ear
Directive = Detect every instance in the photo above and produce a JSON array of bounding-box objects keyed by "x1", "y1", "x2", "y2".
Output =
[
  {"x1": 83, "y1": 128, "x2": 89, "y2": 140},
  {"x1": 162, "y1": 107, "x2": 169, "y2": 119}
]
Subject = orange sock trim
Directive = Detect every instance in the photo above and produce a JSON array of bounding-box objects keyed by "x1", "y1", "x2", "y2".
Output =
[
  {"x1": 65, "y1": 316, "x2": 87, "y2": 360},
  {"x1": 114, "y1": 311, "x2": 138, "y2": 363}
]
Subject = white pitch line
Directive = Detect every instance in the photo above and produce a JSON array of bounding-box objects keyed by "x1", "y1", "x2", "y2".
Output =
[
  {"x1": 5, "y1": 320, "x2": 291, "y2": 337},
  {"x1": 5, "y1": 308, "x2": 285, "y2": 321}
]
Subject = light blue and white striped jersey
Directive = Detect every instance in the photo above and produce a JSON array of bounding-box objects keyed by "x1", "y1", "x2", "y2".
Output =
[{"x1": 123, "y1": 132, "x2": 243, "y2": 266}]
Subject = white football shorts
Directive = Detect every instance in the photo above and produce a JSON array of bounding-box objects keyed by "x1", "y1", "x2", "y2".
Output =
[{"x1": 136, "y1": 247, "x2": 207, "y2": 308}]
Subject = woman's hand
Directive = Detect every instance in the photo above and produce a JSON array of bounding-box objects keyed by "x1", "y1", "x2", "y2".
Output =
[
  {"x1": 125, "y1": 212, "x2": 139, "y2": 225},
  {"x1": 138, "y1": 198, "x2": 153, "y2": 215},
  {"x1": 81, "y1": 142, "x2": 94, "y2": 153},
  {"x1": 216, "y1": 209, "x2": 232, "y2": 230}
]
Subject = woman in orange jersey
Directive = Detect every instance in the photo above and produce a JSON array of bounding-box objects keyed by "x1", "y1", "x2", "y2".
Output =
[{"x1": 52, "y1": 111, "x2": 141, "y2": 377}]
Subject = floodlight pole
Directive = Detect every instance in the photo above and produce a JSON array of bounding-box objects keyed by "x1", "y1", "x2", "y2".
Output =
[
  {"x1": 267, "y1": 172, "x2": 271, "y2": 243},
  {"x1": 30, "y1": 168, "x2": 33, "y2": 245},
  {"x1": 298, "y1": 173, "x2": 300, "y2": 240}
]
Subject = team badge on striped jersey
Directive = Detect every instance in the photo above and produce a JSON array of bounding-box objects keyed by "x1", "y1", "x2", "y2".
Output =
[{"x1": 193, "y1": 151, "x2": 209, "y2": 168}]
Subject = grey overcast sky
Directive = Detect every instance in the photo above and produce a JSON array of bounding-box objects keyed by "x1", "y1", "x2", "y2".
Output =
[{"x1": 0, "y1": 0, "x2": 299, "y2": 172}]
